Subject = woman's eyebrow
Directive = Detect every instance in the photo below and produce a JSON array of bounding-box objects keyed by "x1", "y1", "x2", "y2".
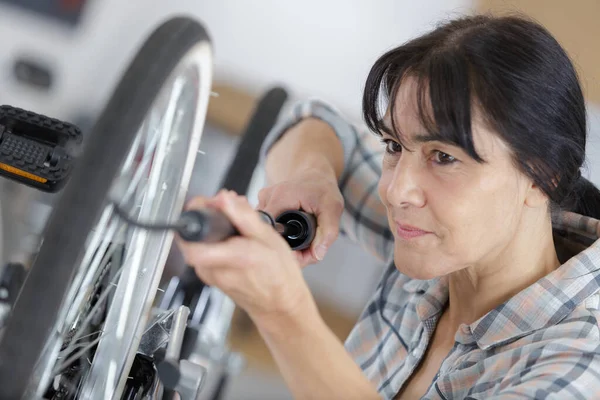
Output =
[
  {"x1": 413, "y1": 133, "x2": 456, "y2": 146},
  {"x1": 379, "y1": 119, "x2": 457, "y2": 147}
]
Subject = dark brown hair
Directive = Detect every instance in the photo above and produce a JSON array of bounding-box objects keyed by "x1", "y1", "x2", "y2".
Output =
[{"x1": 363, "y1": 15, "x2": 600, "y2": 217}]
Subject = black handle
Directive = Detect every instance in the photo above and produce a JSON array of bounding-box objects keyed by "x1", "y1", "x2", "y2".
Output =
[
  {"x1": 178, "y1": 209, "x2": 238, "y2": 242},
  {"x1": 177, "y1": 208, "x2": 316, "y2": 251},
  {"x1": 275, "y1": 210, "x2": 316, "y2": 251}
]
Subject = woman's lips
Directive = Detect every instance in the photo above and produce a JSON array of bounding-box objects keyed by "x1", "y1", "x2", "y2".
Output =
[{"x1": 395, "y1": 223, "x2": 431, "y2": 239}]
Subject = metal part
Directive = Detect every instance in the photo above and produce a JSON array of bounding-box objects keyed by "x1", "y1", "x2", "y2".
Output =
[
  {"x1": 122, "y1": 353, "x2": 157, "y2": 399},
  {"x1": 137, "y1": 308, "x2": 176, "y2": 357},
  {"x1": 147, "y1": 374, "x2": 165, "y2": 399},
  {"x1": 190, "y1": 286, "x2": 211, "y2": 326},
  {"x1": 161, "y1": 359, "x2": 207, "y2": 400},
  {"x1": 155, "y1": 306, "x2": 208, "y2": 400},
  {"x1": 156, "y1": 271, "x2": 245, "y2": 399},
  {"x1": 282, "y1": 220, "x2": 303, "y2": 239},
  {"x1": 200, "y1": 289, "x2": 236, "y2": 347},
  {"x1": 165, "y1": 306, "x2": 189, "y2": 361},
  {"x1": 179, "y1": 325, "x2": 245, "y2": 400}
]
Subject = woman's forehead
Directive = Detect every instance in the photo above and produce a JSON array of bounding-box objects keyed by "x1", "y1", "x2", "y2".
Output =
[
  {"x1": 383, "y1": 86, "x2": 508, "y2": 158},
  {"x1": 383, "y1": 79, "x2": 435, "y2": 142},
  {"x1": 386, "y1": 78, "x2": 430, "y2": 124}
]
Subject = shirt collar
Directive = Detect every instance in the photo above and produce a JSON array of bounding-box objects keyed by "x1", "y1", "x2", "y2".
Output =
[
  {"x1": 403, "y1": 277, "x2": 448, "y2": 321},
  {"x1": 402, "y1": 278, "x2": 434, "y2": 294}
]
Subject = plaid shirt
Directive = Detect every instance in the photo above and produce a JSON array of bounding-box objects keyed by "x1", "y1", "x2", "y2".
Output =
[{"x1": 262, "y1": 99, "x2": 600, "y2": 399}]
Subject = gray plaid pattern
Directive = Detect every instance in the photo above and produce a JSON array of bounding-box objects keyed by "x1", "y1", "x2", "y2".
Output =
[{"x1": 262, "y1": 100, "x2": 600, "y2": 399}]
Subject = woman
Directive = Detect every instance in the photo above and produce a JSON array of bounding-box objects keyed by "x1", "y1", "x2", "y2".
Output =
[{"x1": 177, "y1": 15, "x2": 600, "y2": 399}]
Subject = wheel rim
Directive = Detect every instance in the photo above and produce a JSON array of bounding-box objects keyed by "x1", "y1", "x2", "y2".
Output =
[{"x1": 28, "y1": 39, "x2": 213, "y2": 399}]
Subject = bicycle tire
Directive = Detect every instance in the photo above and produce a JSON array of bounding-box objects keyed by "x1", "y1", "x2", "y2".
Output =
[
  {"x1": 219, "y1": 86, "x2": 288, "y2": 194},
  {"x1": 211, "y1": 88, "x2": 288, "y2": 400},
  {"x1": 0, "y1": 16, "x2": 212, "y2": 399}
]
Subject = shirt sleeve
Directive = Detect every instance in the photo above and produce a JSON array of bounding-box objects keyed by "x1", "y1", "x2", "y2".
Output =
[{"x1": 259, "y1": 98, "x2": 394, "y2": 263}]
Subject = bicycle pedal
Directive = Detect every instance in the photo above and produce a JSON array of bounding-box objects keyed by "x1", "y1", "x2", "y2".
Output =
[{"x1": 0, "y1": 105, "x2": 82, "y2": 192}]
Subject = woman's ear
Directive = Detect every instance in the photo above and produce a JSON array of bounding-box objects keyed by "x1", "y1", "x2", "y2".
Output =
[
  {"x1": 524, "y1": 180, "x2": 550, "y2": 208},
  {"x1": 523, "y1": 161, "x2": 554, "y2": 208}
]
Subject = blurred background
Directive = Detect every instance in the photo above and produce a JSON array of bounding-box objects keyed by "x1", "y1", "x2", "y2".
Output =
[{"x1": 0, "y1": 1, "x2": 598, "y2": 398}]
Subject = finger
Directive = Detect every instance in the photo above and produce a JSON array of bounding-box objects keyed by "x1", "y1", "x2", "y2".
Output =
[
  {"x1": 181, "y1": 235, "x2": 255, "y2": 270},
  {"x1": 189, "y1": 256, "x2": 247, "y2": 293},
  {"x1": 294, "y1": 251, "x2": 304, "y2": 264},
  {"x1": 214, "y1": 191, "x2": 280, "y2": 243},
  {"x1": 311, "y1": 200, "x2": 343, "y2": 261},
  {"x1": 190, "y1": 260, "x2": 217, "y2": 286},
  {"x1": 295, "y1": 249, "x2": 317, "y2": 268},
  {"x1": 257, "y1": 185, "x2": 305, "y2": 218},
  {"x1": 184, "y1": 195, "x2": 210, "y2": 211},
  {"x1": 184, "y1": 190, "x2": 227, "y2": 211},
  {"x1": 257, "y1": 188, "x2": 271, "y2": 210}
]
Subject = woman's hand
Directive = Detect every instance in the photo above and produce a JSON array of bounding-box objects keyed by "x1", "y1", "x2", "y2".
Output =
[
  {"x1": 259, "y1": 163, "x2": 345, "y2": 267},
  {"x1": 176, "y1": 189, "x2": 314, "y2": 325},
  {"x1": 263, "y1": 118, "x2": 346, "y2": 267},
  {"x1": 177, "y1": 190, "x2": 381, "y2": 400}
]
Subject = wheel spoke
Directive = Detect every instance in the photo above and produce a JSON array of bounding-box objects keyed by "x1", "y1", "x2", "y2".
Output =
[
  {"x1": 52, "y1": 335, "x2": 103, "y2": 376},
  {"x1": 57, "y1": 261, "x2": 123, "y2": 371},
  {"x1": 59, "y1": 181, "x2": 153, "y2": 372},
  {"x1": 60, "y1": 109, "x2": 168, "y2": 351}
]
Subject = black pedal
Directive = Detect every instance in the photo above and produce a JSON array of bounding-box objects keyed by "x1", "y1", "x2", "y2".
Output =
[{"x1": 0, "y1": 105, "x2": 82, "y2": 192}]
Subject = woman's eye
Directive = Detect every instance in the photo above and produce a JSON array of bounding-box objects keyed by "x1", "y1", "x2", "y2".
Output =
[
  {"x1": 382, "y1": 139, "x2": 402, "y2": 155},
  {"x1": 433, "y1": 150, "x2": 456, "y2": 165}
]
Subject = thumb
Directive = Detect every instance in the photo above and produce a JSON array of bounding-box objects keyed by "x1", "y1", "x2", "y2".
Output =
[
  {"x1": 257, "y1": 188, "x2": 270, "y2": 210},
  {"x1": 311, "y1": 207, "x2": 341, "y2": 261}
]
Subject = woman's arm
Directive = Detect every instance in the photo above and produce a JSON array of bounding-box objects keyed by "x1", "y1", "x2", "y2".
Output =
[
  {"x1": 256, "y1": 291, "x2": 382, "y2": 400},
  {"x1": 178, "y1": 192, "x2": 382, "y2": 399},
  {"x1": 260, "y1": 99, "x2": 393, "y2": 263}
]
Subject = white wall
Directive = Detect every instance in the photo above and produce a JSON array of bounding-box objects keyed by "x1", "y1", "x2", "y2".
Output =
[
  {"x1": 0, "y1": 0, "x2": 475, "y2": 121},
  {"x1": 193, "y1": 0, "x2": 475, "y2": 117}
]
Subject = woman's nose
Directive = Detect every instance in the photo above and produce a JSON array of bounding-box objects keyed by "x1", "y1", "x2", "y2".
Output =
[{"x1": 385, "y1": 160, "x2": 426, "y2": 209}]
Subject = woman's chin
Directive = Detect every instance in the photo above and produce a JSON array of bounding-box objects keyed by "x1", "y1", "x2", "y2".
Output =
[
  {"x1": 393, "y1": 253, "x2": 442, "y2": 281},
  {"x1": 397, "y1": 268, "x2": 439, "y2": 281}
]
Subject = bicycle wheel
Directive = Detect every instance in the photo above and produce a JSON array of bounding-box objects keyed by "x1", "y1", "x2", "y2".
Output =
[
  {"x1": 160, "y1": 86, "x2": 289, "y2": 400},
  {"x1": 0, "y1": 15, "x2": 213, "y2": 399}
]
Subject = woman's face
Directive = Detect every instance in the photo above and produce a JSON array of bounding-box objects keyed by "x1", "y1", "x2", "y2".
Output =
[{"x1": 378, "y1": 78, "x2": 537, "y2": 280}]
